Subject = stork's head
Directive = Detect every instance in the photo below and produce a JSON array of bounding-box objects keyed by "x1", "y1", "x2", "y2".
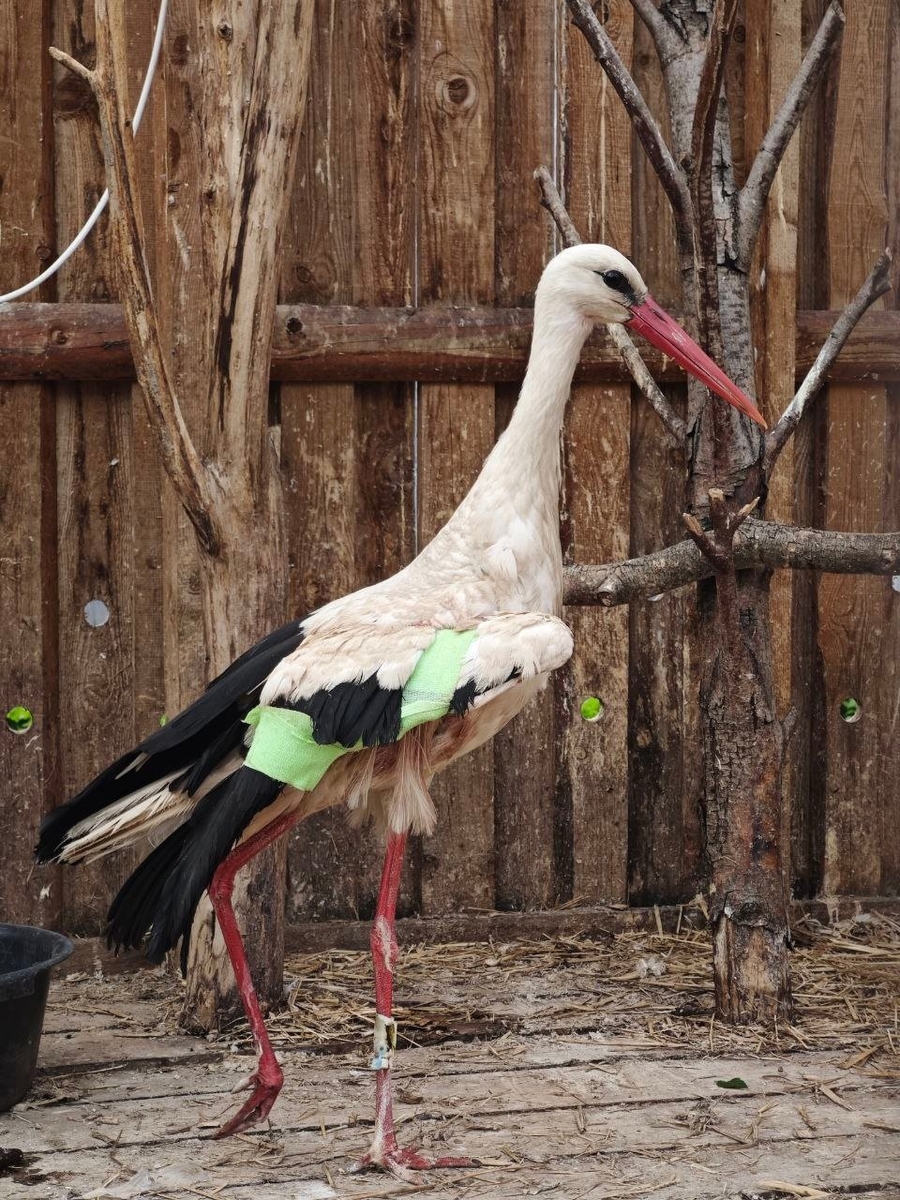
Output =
[{"x1": 536, "y1": 244, "x2": 766, "y2": 429}]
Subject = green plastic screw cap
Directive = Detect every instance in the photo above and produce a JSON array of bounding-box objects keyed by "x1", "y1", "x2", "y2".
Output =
[
  {"x1": 6, "y1": 706, "x2": 34, "y2": 734},
  {"x1": 580, "y1": 696, "x2": 604, "y2": 723}
]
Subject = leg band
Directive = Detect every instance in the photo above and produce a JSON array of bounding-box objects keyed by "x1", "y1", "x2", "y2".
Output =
[{"x1": 370, "y1": 1012, "x2": 397, "y2": 1070}]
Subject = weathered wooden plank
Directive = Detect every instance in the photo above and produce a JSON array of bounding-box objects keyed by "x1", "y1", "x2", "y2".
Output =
[
  {"x1": 43, "y1": 893, "x2": 900, "y2": 964},
  {"x1": 348, "y1": 0, "x2": 417, "y2": 918},
  {"x1": 793, "y1": 0, "x2": 833, "y2": 897},
  {"x1": 51, "y1": 0, "x2": 137, "y2": 934},
  {"x1": 492, "y1": 0, "x2": 557, "y2": 910},
  {"x1": 417, "y1": 0, "x2": 496, "y2": 914},
  {"x1": 820, "y1": 0, "x2": 893, "y2": 895},
  {"x1": 10, "y1": 1050, "x2": 899, "y2": 1198},
  {"x1": 882, "y1": 0, "x2": 900, "y2": 893},
  {"x1": 125, "y1": 6, "x2": 166, "y2": 757},
  {"x1": 3, "y1": 302, "x2": 900, "y2": 383},
  {"x1": 11, "y1": 1128, "x2": 897, "y2": 1200},
  {"x1": 281, "y1": 0, "x2": 365, "y2": 920},
  {"x1": 0, "y1": 1, "x2": 58, "y2": 926},
  {"x1": 558, "y1": 0, "x2": 632, "y2": 903},
  {"x1": 21, "y1": 1041, "x2": 894, "y2": 1152},
  {"x1": 745, "y1": 0, "x2": 801, "y2": 892},
  {"x1": 626, "y1": 12, "x2": 695, "y2": 905}
]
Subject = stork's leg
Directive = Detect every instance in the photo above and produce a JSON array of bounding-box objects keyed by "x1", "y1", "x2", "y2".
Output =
[
  {"x1": 204, "y1": 811, "x2": 299, "y2": 1139},
  {"x1": 357, "y1": 832, "x2": 474, "y2": 1176}
]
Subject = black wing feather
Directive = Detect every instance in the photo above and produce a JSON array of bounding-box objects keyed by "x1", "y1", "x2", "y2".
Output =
[
  {"x1": 294, "y1": 675, "x2": 402, "y2": 748},
  {"x1": 37, "y1": 619, "x2": 305, "y2": 861},
  {"x1": 107, "y1": 766, "x2": 283, "y2": 962}
]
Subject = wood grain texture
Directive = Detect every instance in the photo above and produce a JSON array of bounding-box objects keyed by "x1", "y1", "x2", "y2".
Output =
[
  {"x1": 820, "y1": 0, "x2": 893, "y2": 895},
  {"x1": 5, "y1": 302, "x2": 900, "y2": 383},
  {"x1": 558, "y1": 0, "x2": 632, "y2": 904},
  {"x1": 51, "y1": 0, "x2": 137, "y2": 933},
  {"x1": 416, "y1": 0, "x2": 496, "y2": 914},
  {"x1": 123, "y1": 6, "x2": 166, "y2": 769},
  {"x1": 280, "y1": 0, "x2": 416, "y2": 923},
  {"x1": 881, "y1": 0, "x2": 900, "y2": 894},
  {"x1": 626, "y1": 12, "x2": 698, "y2": 905},
  {"x1": 492, "y1": 0, "x2": 557, "y2": 910},
  {"x1": 349, "y1": 0, "x2": 417, "y2": 917},
  {"x1": 281, "y1": 0, "x2": 365, "y2": 921},
  {"x1": 0, "y1": 8, "x2": 53, "y2": 912},
  {"x1": 0, "y1": 0, "x2": 58, "y2": 926},
  {"x1": 745, "y1": 0, "x2": 801, "y2": 894},
  {"x1": 793, "y1": 0, "x2": 832, "y2": 898}
]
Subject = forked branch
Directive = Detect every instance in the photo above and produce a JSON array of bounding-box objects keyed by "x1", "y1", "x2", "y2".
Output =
[
  {"x1": 535, "y1": 167, "x2": 687, "y2": 445},
  {"x1": 737, "y1": 1, "x2": 845, "y2": 265},
  {"x1": 565, "y1": 0, "x2": 694, "y2": 250},
  {"x1": 628, "y1": 0, "x2": 684, "y2": 62},
  {"x1": 689, "y1": 0, "x2": 740, "y2": 356},
  {"x1": 765, "y1": 249, "x2": 892, "y2": 472},
  {"x1": 50, "y1": 7, "x2": 221, "y2": 557}
]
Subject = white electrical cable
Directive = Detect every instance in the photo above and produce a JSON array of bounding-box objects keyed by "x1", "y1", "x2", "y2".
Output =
[{"x1": 0, "y1": 0, "x2": 170, "y2": 305}]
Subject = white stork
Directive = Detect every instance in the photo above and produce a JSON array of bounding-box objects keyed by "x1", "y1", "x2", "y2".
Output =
[{"x1": 36, "y1": 244, "x2": 764, "y2": 1174}]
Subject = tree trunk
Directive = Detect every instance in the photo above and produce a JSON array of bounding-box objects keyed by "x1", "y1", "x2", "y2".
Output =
[
  {"x1": 145, "y1": 0, "x2": 314, "y2": 1028},
  {"x1": 659, "y1": 0, "x2": 793, "y2": 1022}
]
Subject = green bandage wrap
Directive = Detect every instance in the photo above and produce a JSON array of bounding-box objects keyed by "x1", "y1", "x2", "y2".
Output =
[
  {"x1": 399, "y1": 628, "x2": 478, "y2": 733},
  {"x1": 244, "y1": 628, "x2": 478, "y2": 792},
  {"x1": 244, "y1": 707, "x2": 346, "y2": 791}
]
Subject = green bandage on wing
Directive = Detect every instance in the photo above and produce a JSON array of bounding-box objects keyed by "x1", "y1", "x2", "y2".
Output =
[
  {"x1": 399, "y1": 628, "x2": 478, "y2": 732},
  {"x1": 244, "y1": 706, "x2": 347, "y2": 791},
  {"x1": 244, "y1": 628, "x2": 479, "y2": 792}
]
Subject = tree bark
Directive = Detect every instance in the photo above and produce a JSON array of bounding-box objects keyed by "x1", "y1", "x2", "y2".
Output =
[
  {"x1": 53, "y1": 0, "x2": 315, "y2": 1029},
  {"x1": 163, "y1": 1, "x2": 315, "y2": 1031}
]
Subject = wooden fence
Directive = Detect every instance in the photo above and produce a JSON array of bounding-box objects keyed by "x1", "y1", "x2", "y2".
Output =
[{"x1": 1, "y1": 0, "x2": 897, "y2": 936}]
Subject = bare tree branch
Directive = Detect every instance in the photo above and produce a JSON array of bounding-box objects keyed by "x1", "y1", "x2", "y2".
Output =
[
  {"x1": 736, "y1": 1, "x2": 845, "y2": 266},
  {"x1": 765, "y1": 249, "x2": 892, "y2": 473},
  {"x1": 563, "y1": 517, "x2": 900, "y2": 608},
  {"x1": 534, "y1": 167, "x2": 687, "y2": 445},
  {"x1": 534, "y1": 166, "x2": 582, "y2": 248},
  {"x1": 565, "y1": 0, "x2": 694, "y2": 249},
  {"x1": 683, "y1": 508, "x2": 729, "y2": 569},
  {"x1": 50, "y1": 26, "x2": 221, "y2": 557},
  {"x1": 689, "y1": 0, "x2": 740, "y2": 357},
  {"x1": 628, "y1": 0, "x2": 684, "y2": 62}
]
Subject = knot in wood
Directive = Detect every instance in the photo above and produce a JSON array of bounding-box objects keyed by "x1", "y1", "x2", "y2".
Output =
[
  {"x1": 55, "y1": 74, "x2": 96, "y2": 118},
  {"x1": 437, "y1": 73, "x2": 476, "y2": 114},
  {"x1": 216, "y1": 20, "x2": 234, "y2": 42},
  {"x1": 171, "y1": 33, "x2": 190, "y2": 66}
]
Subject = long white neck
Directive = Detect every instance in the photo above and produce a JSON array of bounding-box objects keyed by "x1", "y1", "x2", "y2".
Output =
[
  {"x1": 407, "y1": 299, "x2": 592, "y2": 609},
  {"x1": 457, "y1": 304, "x2": 592, "y2": 521}
]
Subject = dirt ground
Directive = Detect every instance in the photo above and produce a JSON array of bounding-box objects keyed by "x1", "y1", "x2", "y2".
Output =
[{"x1": 2, "y1": 913, "x2": 899, "y2": 1199}]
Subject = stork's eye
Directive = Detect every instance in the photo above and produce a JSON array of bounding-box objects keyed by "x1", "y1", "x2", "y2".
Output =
[{"x1": 596, "y1": 268, "x2": 628, "y2": 292}]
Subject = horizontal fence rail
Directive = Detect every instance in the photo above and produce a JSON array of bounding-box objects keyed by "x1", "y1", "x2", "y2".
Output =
[{"x1": 0, "y1": 303, "x2": 898, "y2": 383}]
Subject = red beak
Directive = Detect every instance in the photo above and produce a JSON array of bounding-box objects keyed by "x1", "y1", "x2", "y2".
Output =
[{"x1": 627, "y1": 295, "x2": 767, "y2": 430}]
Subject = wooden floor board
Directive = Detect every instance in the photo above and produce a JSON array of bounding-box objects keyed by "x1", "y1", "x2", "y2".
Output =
[{"x1": 2, "y1": 951, "x2": 898, "y2": 1200}]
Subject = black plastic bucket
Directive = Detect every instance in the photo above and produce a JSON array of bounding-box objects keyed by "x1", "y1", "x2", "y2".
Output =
[{"x1": 0, "y1": 924, "x2": 73, "y2": 1111}]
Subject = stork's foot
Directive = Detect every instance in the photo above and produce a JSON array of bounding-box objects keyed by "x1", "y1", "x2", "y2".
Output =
[
  {"x1": 212, "y1": 1060, "x2": 284, "y2": 1139},
  {"x1": 355, "y1": 1139, "x2": 476, "y2": 1182}
]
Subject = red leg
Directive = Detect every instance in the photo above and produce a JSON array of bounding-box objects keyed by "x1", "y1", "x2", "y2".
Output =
[
  {"x1": 356, "y1": 832, "x2": 475, "y2": 1177},
  {"x1": 205, "y1": 811, "x2": 299, "y2": 1139}
]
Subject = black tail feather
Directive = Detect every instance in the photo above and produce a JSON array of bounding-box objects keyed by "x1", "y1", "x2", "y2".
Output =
[
  {"x1": 37, "y1": 620, "x2": 304, "y2": 863},
  {"x1": 107, "y1": 767, "x2": 284, "y2": 963}
]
